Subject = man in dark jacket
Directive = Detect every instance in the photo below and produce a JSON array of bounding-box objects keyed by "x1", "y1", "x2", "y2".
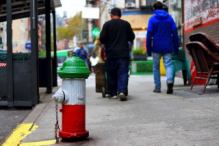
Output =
[
  {"x1": 100, "y1": 7, "x2": 135, "y2": 101},
  {"x1": 146, "y1": 1, "x2": 179, "y2": 94}
]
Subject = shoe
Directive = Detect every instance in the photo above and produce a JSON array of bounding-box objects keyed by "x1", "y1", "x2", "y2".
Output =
[
  {"x1": 111, "y1": 95, "x2": 118, "y2": 99},
  {"x1": 109, "y1": 95, "x2": 118, "y2": 99},
  {"x1": 153, "y1": 88, "x2": 161, "y2": 93},
  {"x1": 118, "y1": 92, "x2": 127, "y2": 101},
  {"x1": 167, "y1": 83, "x2": 173, "y2": 94}
]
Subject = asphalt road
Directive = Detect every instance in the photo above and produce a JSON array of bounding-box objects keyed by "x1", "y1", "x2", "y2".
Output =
[{"x1": 0, "y1": 107, "x2": 31, "y2": 145}]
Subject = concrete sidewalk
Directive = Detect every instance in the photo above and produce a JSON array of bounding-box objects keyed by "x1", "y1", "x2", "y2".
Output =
[{"x1": 19, "y1": 74, "x2": 219, "y2": 146}]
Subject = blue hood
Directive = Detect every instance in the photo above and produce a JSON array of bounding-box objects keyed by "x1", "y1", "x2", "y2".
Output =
[{"x1": 154, "y1": 9, "x2": 169, "y2": 20}]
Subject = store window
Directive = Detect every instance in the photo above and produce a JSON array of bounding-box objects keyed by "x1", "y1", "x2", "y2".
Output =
[
  {"x1": 133, "y1": 31, "x2": 146, "y2": 51},
  {"x1": 165, "y1": 0, "x2": 183, "y2": 47}
]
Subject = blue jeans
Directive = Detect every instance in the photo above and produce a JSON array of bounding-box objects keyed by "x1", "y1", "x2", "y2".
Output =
[
  {"x1": 152, "y1": 53, "x2": 173, "y2": 89},
  {"x1": 106, "y1": 58, "x2": 129, "y2": 96}
]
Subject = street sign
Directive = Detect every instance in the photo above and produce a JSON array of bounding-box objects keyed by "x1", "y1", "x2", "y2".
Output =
[
  {"x1": 82, "y1": 7, "x2": 100, "y2": 19},
  {"x1": 82, "y1": 30, "x2": 88, "y2": 39},
  {"x1": 92, "y1": 27, "x2": 100, "y2": 37},
  {"x1": 88, "y1": 42, "x2": 95, "y2": 49},
  {"x1": 25, "y1": 41, "x2": 31, "y2": 50}
]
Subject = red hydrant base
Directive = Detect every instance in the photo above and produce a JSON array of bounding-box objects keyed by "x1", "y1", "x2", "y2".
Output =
[{"x1": 59, "y1": 130, "x2": 89, "y2": 139}]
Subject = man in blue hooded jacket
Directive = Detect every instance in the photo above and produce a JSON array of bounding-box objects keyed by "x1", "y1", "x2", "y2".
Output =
[{"x1": 146, "y1": 1, "x2": 179, "y2": 94}]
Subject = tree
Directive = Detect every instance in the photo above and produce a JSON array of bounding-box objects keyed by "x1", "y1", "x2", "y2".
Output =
[{"x1": 57, "y1": 12, "x2": 85, "y2": 40}]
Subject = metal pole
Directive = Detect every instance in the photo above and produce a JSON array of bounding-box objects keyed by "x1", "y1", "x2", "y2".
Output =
[
  {"x1": 6, "y1": 0, "x2": 13, "y2": 107},
  {"x1": 30, "y1": 0, "x2": 39, "y2": 105},
  {"x1": 112, "y1": 0, "x2": 116, "y2": 7},
  {"x1": 53, "y1": 10, "x2": 57, "y2": 86},
  {"x1": 45, "y1": 0, "x2": 53, "y2": 93},
  {"x1": 88, "y1": 3, "x2": 93, "y2": 43}
]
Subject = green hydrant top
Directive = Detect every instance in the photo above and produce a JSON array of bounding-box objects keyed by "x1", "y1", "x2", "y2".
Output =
[{"x1": 57, "y1": 53, "x2": 90, "y2": 79}]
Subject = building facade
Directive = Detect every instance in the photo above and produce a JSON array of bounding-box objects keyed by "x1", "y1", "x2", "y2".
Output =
[
  {"x1": 96, "y1": 0, "x2": 156, "y2": 51},
  {"x1": 0, "y1": 19, "x2": 29, "y2": 52},
  {"x1": 183, "y1": 0, "x2": 219, "y2": 61},
  {"x1": 0, "y1": 22, "x2": 6, "y2": 49}
]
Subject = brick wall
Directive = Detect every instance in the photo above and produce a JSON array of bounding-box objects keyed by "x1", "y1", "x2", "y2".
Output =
[{"x1": 184, "y1": 21, "x2": 219, "y2": 64}]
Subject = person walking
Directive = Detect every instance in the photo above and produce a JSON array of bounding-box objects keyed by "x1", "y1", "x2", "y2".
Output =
[
  {"x1": 146, "y1": 1, "x2": 179, "y2": 94},
  {"x1": 89, "y1": 53, "x2": 99, "y2": 73},
  {"x1": 99, "y1": 7, "x2": 135, "y2": 101},
  {"x1": 76, "y1": 43, "x2": 88, "y2": 65}
]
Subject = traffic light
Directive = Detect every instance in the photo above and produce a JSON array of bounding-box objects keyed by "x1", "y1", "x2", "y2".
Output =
[
  {"x1": 68, "y1": 43, "x2": 73, "y2": 48},
  {"x1": 92, "y1": 27, "x2": 100, "y2": 37}
]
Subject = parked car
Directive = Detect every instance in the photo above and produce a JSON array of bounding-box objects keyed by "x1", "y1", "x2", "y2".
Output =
[{"x1": 51, "y1": 49, "x2": 74, "y2": 67}]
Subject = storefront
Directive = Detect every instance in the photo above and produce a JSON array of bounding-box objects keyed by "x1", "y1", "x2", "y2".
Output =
[
  {"x1": 183, "y1": 0, "x2": 219, "y2": 61},
  {"x1": 165, "y1": 0, "x2": 219, "y2": 61},
  {"x1": 122, "y1": 11, "x2": 153, "y2": 51},
  {"x1": 165, "y1": 0, "x2": 183, "y2": 48}
]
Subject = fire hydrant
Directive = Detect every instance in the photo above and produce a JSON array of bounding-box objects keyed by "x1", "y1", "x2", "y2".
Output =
[{"x1": 52, "y1": 53, "x2": 90, "y2": 139}]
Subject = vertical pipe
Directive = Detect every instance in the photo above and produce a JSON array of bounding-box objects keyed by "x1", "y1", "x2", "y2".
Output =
[
  {"x1": 6, "y1": 0, "x2": 13, "y2": 107},
  {"x1": 88, "y1": 19, "x2": 93, "y2": 43},
  {"x1": 45, "y1": 0, "x2": 53, "y2": 93},
  {"x1": 53, "y1": 10, "x2": 57, "y2": 86},
  {"x1": 30, "y1": 0, "x2": 39, "y2": 105},
  {"x1": 81, "y1": 15, "x2": 83, "y2": 42},
  {"x1": 182, "y1": 0, "x2": 185, "y2": 50}
]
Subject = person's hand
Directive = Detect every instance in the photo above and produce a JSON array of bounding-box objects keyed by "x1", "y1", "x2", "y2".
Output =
[{"x1": 82, "y1": 52, "x2": 85, "y2": 56}]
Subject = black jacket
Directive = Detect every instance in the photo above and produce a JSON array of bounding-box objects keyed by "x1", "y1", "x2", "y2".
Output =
[{"x1": 100, "y1": 19, "x2": 135, "y2": 59}]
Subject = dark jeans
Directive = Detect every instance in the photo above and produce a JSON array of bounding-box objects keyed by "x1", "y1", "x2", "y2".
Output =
[{"x1": 106, "y1": 58, "x2": 129, "y2": 96}]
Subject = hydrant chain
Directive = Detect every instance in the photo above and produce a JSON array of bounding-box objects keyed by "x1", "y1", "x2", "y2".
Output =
[{"x1": 55, "y1": 101, "x2": 60, "y2": 143}]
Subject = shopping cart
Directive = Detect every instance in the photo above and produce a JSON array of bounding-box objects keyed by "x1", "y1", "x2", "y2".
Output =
[{"x1": 95, "y1": 62, "x2": 109, "y2": 97}]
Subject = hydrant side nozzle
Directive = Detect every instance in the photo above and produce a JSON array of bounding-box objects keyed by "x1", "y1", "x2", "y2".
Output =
[{"x1": 52, "y1": 88, "x2": 67, "y2": 104}]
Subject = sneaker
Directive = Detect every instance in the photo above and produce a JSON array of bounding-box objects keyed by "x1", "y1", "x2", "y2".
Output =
[
  {"x1": 167, "y1": 83, "x2": 173, "y2": 94},
  {"x1": 153, "y1": 88, "x2": 161, "y2": 93},
  {"x1": 109, "y1": 95, "x2": 118, "y2": 99},
  {"x1": 111, "y1": 95, "x2": 118, "y2": 99},
  {"x1": 118, "y1": 92, "x2": 127, "y2": 101}
]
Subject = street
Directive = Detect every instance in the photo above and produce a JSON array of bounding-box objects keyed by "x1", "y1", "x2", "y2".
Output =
[
  {"x1": 0, "y1": 107, "x2": 30, "y2": 145},
  {"x1": 1, "y1": 0, "x2": 219, "y2": 145},
  {"x1": 0, "y1": 87, "x2": 55, "y2": 145}
]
